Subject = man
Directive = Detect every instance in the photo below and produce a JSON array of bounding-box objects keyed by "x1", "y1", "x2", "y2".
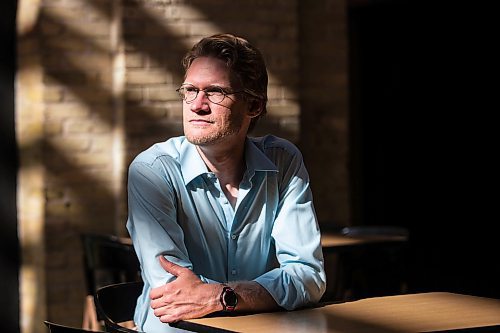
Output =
[{"x1": 127, "y1": 33, "x2": 326, "y2": 332}]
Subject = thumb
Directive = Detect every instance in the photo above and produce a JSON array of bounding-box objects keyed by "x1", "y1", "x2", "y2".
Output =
[{"x1": 158, "y1": 256, "x2": 186, "y2": 277}]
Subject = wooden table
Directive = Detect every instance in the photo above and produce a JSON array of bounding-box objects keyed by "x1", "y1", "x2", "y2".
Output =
[{"x1": 176, "y1": 293, "x2": 500, "y2": 333}]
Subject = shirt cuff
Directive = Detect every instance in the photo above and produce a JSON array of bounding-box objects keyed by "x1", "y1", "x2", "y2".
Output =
[{"x1": 254, "y1": 268, "x2": 304, "y2": 310}]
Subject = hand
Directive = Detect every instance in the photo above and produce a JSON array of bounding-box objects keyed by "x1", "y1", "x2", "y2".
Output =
[{"x1": 149, "y1": 256, "x2": 222, "y2": 323}]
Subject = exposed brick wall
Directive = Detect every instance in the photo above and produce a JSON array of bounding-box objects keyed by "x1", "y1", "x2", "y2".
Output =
[
  {"x1": 122, "y1": 0, "x2": 302, "y2": 165},
  {"x1": 16, "y1": 0, "x2": 349, "y2": 331},
  {"x1": 21, "y1": 0, "x2": 119, "y2": 328},
  {"x1": 299, "y1": 0, "x2": 350, "y2": 227},
  {"x1": 17, "y1": 2, "x2": 47, "y2": 332}
]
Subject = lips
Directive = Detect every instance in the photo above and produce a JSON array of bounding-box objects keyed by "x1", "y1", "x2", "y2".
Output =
[{"x1": 189, "y1": 119, "x2": 214, "y2": 124}]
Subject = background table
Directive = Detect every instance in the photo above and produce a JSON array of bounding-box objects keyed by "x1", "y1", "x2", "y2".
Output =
[
  {"x1": 320, "y1": 231, "x2": 409, "y2": 301},
  {"x1": 178, "y1": 292, "x2": 500, "y2": 333},
  {"x1": 320, "y1": 231, "x2": 407, "y2": 249}
]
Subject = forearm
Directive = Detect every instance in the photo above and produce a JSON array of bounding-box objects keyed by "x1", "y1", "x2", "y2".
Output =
[{"x1": 227, "y1": 281, "x2": 280, "y2": 313}]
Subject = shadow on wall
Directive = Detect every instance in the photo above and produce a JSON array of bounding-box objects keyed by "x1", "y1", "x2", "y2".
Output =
[
  {"x1": 18, "y1": 0, "x2": 306, "y2": 327},
  {"x1": 22, "y1": 0, "x2": 303, "y2": 234}
]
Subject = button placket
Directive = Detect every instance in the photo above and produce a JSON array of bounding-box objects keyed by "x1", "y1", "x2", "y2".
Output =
[{"x1": 227, "y1": 232, "x2": 238, "y2": 280}]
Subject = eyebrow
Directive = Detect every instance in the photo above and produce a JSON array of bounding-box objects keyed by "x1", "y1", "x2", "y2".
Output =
[{"x1": 182, "y1": 83, "x2": 231, "y2": 90}]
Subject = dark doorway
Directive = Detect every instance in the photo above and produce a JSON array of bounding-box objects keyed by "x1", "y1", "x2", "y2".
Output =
[
  {"x1": 348, "y1": 0, "x2": 499, "y2": 298},
  {"x1": 348, "y1": 0, "x2": 411, "y2": 227}
]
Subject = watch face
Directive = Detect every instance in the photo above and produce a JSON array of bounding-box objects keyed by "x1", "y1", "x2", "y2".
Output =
[{"x1": 224, "y1": 288, "x2": 238, "y2": 307}]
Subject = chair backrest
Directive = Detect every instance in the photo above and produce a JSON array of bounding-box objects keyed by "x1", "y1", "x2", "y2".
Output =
[
  {"x1": 94, "y1": 281, "x2": 144, "y2": 333},
  {"x1": 81, "y1": 234, "x2": 141, "y2": 295},
  {"x1": 44, "y1": 321, "x2": 104, "y2": 333}
]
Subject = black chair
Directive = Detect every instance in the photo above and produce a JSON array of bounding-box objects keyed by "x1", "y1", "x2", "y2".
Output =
[
  {"x1": 81, "y1": 234, "x2": 141, "y2": 330},
  {"x1": 44, "y1": 321, "x2": 104, "y2": 333},
  {"x1": 94, "y1": 281, "x2": 144, "y2": 333},
  {"x1": 341, "y1": 225, "x2": 409, "y2": 300},
  {"x1": 322, "y1": 225, "x2": 409, "y2": 302}
]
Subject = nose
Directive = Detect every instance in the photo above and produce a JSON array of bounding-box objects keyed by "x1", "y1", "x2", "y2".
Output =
[{"x1": 189, "y1": 90, "x2": 210, "y2": 113}]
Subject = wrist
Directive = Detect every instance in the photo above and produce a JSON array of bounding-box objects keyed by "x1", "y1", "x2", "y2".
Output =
[{"x1": 219, "y1": 284, "x2": 238, "y2": 312}]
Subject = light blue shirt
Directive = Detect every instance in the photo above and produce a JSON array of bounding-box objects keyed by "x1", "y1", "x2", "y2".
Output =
[{"x1": 127, "y1": 135, "x2": 326, "y2": 332}]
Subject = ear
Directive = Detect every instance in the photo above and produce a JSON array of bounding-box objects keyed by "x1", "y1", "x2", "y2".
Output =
[{"x1": 247, "y1": 100, "x2": 263, "y2": 118}]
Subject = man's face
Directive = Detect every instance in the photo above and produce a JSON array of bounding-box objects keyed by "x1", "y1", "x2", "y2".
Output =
[{"x1": 182, "y1": 57, "x2": 252, "y2": 147}]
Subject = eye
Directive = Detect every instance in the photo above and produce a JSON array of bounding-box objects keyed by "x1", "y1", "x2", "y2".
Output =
[
  {"x1": 184, "y1": 86, "x2": 198, "y2": 93},
  {"x1": 205, "y1": 87, "x2": 225, "y2": 96}
]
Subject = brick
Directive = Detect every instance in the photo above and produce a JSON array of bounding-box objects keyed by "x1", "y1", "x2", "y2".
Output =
[
  {"x1": 166, "y1": 103, "x2": 183, "y2": 118},
  {"x1": 39, "y1": 18, "x2": 64, "y2": 36},
  {"x1": 267, "y1": 103, "x2": 300, "y2": 117},
  {"x1": 44, "y1": 87, "x2": 64, "y2": 102},
  {"x1": 123, "y1": 20, "x2": 146, "y2": 37},
  {"x1": 63, "y1": 53, "x2": 112, "y2": 71},
  {"x1": 167, "y1": 5, "x2": 206, "y2": 20},
  {"x1": 89, "y1": 136, "x2": 114, "y2": 152},
  {"x1": 145, "y1": 52, "x2": 185, "y2": 72},
  {"x1": 45, "y1": 120, "x2": 64, "y2": 136},
  {"x1": 45, "y1": 103, "x2": 90, "y2": 119},
  {"x1": 147, "y1": 85, "x2": 179, "y2": 101},
  {"x1": 93, "y1": 36, "x2": 112, "y2": 50},
  {"x1": 47, "y1": 136, "x2": 91, "y2": 152},
  {"x1": 41, "y1": 6, "x2": 84, "y2": 21},
  {"x1": 64, "y1": 87, "x2": 112, "y2": 104},
  {"x1": 64, "y1": 119, "x2": 93, "y2": 133},
  {"x1": 43, "y1": 36, "x2": 88, "y2": 51},
  {"x1": 126, "y1": 53, "x2": 145, "y2": 68},
  {"x1": 67, "y1": 21, "x2": 111, "y2": 38},
  {"x1": 145, "y1": 21, "x2": 189, "y2": 37},
  {"x1": 267, "y1": 85, "x2": 298, "y2": 101},
  {"x1": 90, "y1": 119, "x2": 113, "y2": 133},
  {"x1": 126, "y1": 105, "x2": 168, "y2": 121},
  {"x1": 127, "y1": 69, "x2": 172, "y2": 85},
  {"x1": 45, "y1": 188, "x2": 65, "y2": 201},
  {"x1": 46, "y1": 201, "x2": 78, "y2": 217},
  {"x1": 71, "y1": 152, "x2": 112, "y2": 166},
  {"x1": 125, "y1": 88, "x2": 143, "y2": 101},
  {"x1": 188, "y1": 22, "x2": 221, "y2": 37},
  {"x1": 42, "y1": 0, "x2": 64, "y2": 5}
]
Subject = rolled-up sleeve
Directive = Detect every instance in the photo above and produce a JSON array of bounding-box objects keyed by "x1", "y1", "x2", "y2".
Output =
[
  {"x1": 127, "y1": 160, "x2": 193, "y2": 286},
  {"x1": 254, "y1": 148, "x2": 326, "y2": 310}
]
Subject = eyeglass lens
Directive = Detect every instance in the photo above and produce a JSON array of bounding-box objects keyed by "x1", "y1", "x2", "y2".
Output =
[{"x1": 178, "y1": 86, "x2": 226, "y2": 104}]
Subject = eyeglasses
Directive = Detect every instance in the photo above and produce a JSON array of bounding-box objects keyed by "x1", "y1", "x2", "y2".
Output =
[{"x1": 176, "y1": 85, "x2": 244, "y2": 104}]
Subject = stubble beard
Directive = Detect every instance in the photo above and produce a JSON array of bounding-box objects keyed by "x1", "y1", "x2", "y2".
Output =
[
  {"x1": 184, "y1": 123, "x2": 242, "y2": 146},
  {"x1": 184, "y1": 107, "x2": 247, "y2": 146}
]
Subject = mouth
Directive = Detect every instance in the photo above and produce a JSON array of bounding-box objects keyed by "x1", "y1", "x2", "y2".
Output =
[{"x1": 189, "y1": 119, "x2": 214, "y2": 124}]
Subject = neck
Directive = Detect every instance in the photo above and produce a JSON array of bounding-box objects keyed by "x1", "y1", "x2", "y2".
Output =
[{"x1": 196, "y1": 139, "x2": 247, "y2": 207}]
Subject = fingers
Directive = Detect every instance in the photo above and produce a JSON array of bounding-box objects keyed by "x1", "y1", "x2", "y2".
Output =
[
  {"x1": 159, "y1": 312, "x2": 181, "y2": 323},
  {"x1": 149, "y1": 284, "x2": 166, "y2": 301},
  {"x1": 149, "y1": 256, "x2": 188, "y2": 300},
  {"x1": 159, "y1": 256, "x2": 187, "y2": 277},
  {"x1": 152, "y1": 304, "x2": 180, "y2": 323}
]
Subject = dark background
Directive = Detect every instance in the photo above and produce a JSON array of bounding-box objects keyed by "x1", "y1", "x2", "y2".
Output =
[
  {"x1": 1, "y1": 0, "x2": 497, "y2": 332},
  {"x1": 1, "y1": 1, "x2": 20, "y2": 333},
  {"x1": 349, "y1": 0, "x2": 498, "y2": 298}
]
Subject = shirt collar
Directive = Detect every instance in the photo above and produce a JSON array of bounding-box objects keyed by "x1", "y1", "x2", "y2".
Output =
[
  {"x1": 179, "y1": 137, "x2": 278, "y2": 186},
  {"x1": 244, "y1": 138, "x2": 278, "y2": 174},
  {"x1": 179, "y1": 139, "x2": 210, "y2": 185}
]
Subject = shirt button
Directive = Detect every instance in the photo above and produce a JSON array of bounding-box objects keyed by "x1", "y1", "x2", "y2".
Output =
[
  {"x1": 231, "y1": 269, "x2": 237, "y2": 275},
  {"x1": 231, "y1": 234, "x2": 237, "y2": 240}
]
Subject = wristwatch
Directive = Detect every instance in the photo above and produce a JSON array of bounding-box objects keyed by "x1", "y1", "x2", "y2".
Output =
[{"x1": 220, "y1": 285, "x2": 238, "y2": 312}]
